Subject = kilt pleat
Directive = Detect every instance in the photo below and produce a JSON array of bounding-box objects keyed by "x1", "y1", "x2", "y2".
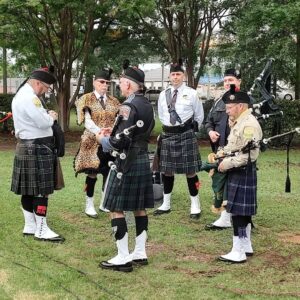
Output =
[
  {"x1": 160, "y1": 129, "x2": 201, "y2": 174},
  {"x1": 11, "y1": 142, "x2": 55, "y2": 195},
  {"x1": 226, "y1": 163, "x2": 257, "y2": 216},
  {"x1": 103, "y1": 151, "x2": 154, "y2": 211}
]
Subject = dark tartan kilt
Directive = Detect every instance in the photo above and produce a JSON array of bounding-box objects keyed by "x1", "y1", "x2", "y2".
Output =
[
  {"x1": 160, "y1": 129, "x2": 201, "y2": 174},
  {"x1": 11, "y1": 141, "x2": 56, "y2": 196},
  {"x1": 226, "y1": 163, "x2": 257, "y2": 216},
  {"x1": 103, "y1": 151, "x2": 154, "y2": 211}
]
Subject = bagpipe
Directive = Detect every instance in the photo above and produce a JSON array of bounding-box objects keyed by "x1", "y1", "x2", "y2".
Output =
[
  {"x1": 248, "y1": 58, "x2": 283, "y2": 123},
  {"x1": 107, "y1": 119, "x2": 144, "y2": 181},
  {"x1": 201, "y1": 139, "x2": 261, "y2": 172}
]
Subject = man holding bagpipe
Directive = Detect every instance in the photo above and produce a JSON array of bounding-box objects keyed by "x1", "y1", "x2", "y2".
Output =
[
  {"x1": 217, "y1": 87, "x2": 262, "y2": 263},
  {"x1": 11, "y1": 67, "x2": 64, "y2": 242},
  {"x1": 204, "y1": 68, "x2": 242, "y2": 231},
  {"x1": 95, "y1": 62, "x2": 155, "y2": 272},
  {"x1": 74, "y1": 69, "x2": 120, "y2": 218}
]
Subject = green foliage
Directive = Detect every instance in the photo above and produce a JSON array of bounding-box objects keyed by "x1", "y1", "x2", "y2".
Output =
[
  {"x1": 277, "y1": 99, "x2": 300, "y2": 130},
  {"x1": 213, "y1": 0, "x2": 300, "y2": 92},
  {"x1": 0, "y1": 93, "x2": 14, "y2": 111}
]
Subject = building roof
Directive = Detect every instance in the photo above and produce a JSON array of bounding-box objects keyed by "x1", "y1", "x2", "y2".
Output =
[{"x1": 144, "y1": 67, "x2": 170, "y2": 82}]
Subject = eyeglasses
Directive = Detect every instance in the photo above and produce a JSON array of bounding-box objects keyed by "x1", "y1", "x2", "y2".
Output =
[
  {"x1": 40, "y1": 81, "x2": 51, "y2": 90},
  {"x1": 39, "y1": 81, "x2": 54, "y2": 94},
  {"x1": 95, "y1": 79, "x2": 110, "y2": 85}
]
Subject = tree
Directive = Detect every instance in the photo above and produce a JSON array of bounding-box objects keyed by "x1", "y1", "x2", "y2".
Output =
[
  {"x1": 214, "y1": 0, "x2": 300, "y2": 98},
  {"x1": 0, "y1": 0, "x2": 118, "y2": 130},
  {"x1": 132, "y1": 0, "x2": 236, "y2": 87}
]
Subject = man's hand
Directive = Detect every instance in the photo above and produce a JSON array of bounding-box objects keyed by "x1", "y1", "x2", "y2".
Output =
[
  {"x1": 95, "y1": 127, "x2": 112, "y2": 144},
  {"x1": 218, "y1": 161, "x2": 225, "y2": 173},
  {"x1": 209, "y1": 130, "x2": 220, "y2": 143},
  {"x1": 101, "y1": 127, "x2": 112, "y2": 136},
  {"x1": 48, "y1": 110, "x2": 58, "y2": 121}
]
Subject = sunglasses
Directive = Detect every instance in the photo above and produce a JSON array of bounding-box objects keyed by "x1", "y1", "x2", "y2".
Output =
[{"x1": 96, "y1": 79, "x2": 110, "y2": 85}]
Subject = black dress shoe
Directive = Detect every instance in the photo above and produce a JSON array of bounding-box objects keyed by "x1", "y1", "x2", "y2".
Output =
[
  {"x1": 34, "y1": 236, "x2": 65, "y2": 243},
  {"x1": 100, "y1": 261, "x2": 133, "y2": 272},
  {"x1": 190, "y1": 213, "x2": 200, "y2": 220},
  {"x1": 23, "y1": 233, "x2": 34, "y2": 237},
  {"x1": 246, "y1": 252, "x2": 253, "y2": 257},
  {"x1": 218, "y1": 256, "x2": 246, "y2": 263},
  {"x1": 85, "y1": 213, "x2": 98, "y2": 219},
  {"x1": 153, "y1": 209, "x2": 171, "y2": 216},
  {"x1": 132, "y1": 258, "x2": 148, "y2": 266},
  {"x1": 205, "y1": 224, "x2": 229, "y2": 231}
]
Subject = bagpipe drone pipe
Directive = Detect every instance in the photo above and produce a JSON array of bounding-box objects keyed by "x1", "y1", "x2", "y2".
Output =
[
  {"x1": 247, "y1": 58, "x2": 298, "y2": 192},
  {"x1": 248, "y1": 58, "x2": 283, "y2": 144}
]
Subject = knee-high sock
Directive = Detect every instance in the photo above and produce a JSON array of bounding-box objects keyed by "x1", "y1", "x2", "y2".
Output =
[
  {"x1": 135, "y1": 216, "x2": 148, "y2": 236},
  {"x1": 232, "y1": 215, "x2": 251, "y2": 238},
  {"x1": 33, "y1": 196, "x2": 48, "y2": 217},
  {"x1": 21, "y1": 195, "x2": 34, "y2": 212},
  {"x1": 111, "y1": 218, "x2": 127, "y2": 240},
  {"x1": 85, "y1": 176, "x2": 97, "y2": 197},
  {"x1": 187, "y1": 175, "x2": 199, "y2": 196},
  {"x1": 163, "y1": 175, "x2": 174, "y2": 194}
]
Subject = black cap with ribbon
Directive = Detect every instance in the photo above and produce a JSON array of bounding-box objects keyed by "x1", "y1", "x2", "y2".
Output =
[
  {"x1": 224, "y1": 68, "x2": 241, "y2": 79},
  {"x1": 30, "y1": 65, "x2": 56, "y2": 85},
  {"x1": 170, "y1": 58, "x2": 185, "y2": 73},
  {"x1": 222, "y1": 84, "x2": 250, "y2": 104},
  {"x1": 95, "y1": 68, "x2": 113, "y2": 81},
  {"x1": 122, "y1": 59, "x2": 144, "y2": 86}
]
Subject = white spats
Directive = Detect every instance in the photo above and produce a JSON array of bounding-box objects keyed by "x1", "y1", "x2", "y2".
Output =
[
  {"x1": 85, "y1": 196, "x2": 98, "y2": 218},
  {"x1": 22, "y1": 208, "x2": 36, "y2": 235}
]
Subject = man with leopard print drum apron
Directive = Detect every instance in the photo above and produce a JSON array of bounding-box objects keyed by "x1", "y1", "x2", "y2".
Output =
[
  {"x1": 11, "y1": 66, "x2": 64, "y2": 242},
  {"x1": 74, "y1": 69, "x2": 120, "y2": 218},
  {"x1": 96, "y1": 62, "x2": 155, "y2": 272}
]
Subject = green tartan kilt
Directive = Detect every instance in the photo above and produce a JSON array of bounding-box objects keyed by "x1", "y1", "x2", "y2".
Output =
[
  {"x1": 11, "y1": 140, "x2": 56, "y2": 196},
  {"x1": 103, "y1": 151, "x2": 154, "y2": 211}
]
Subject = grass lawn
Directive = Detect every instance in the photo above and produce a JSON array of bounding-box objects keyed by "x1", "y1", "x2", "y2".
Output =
[{"x1": 1, "y1": 137, "x2": 300, "y2": 299}]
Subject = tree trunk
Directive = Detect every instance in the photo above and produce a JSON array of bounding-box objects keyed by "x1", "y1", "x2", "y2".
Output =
[
  {"x1": 295, "y1": 24, "x2": 300, "y2": 100},
  {"x1": 2, "y1": 47, "x2": 7, "y2": 94}
]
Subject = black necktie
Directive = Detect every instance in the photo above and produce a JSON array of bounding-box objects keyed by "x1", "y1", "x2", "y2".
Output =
[
  {"x1": 169, "y1": 89, "x2": 178, "y2": 125},
  {"x1": 99, "y1": 96, "x2": 105, "y2": 109}
]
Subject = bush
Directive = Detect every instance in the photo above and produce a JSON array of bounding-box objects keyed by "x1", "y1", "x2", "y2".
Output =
[
  {"x1": 0, "y1": 94, "x2": 14, "y2": 132},
  {"x1": 0, "y1": 94, "x2": 14, "y2": 112}
]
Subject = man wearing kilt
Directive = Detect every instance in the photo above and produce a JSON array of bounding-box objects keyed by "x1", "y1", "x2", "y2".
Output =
[
  {"x1": 153, "y1": 61, "x2": 204, "y2": 219},
  {"x1": 74, "y1": 69, "x2": 120, "y2": 218},
  {"x1": 96, "y1": 62, "x2": 155, "y2": 272},
  {"x1": 218, "y1": 89, "x2": 262, "y2": 263},
  {"x1": 11, "y1": 67, "x2": 64, "y2": 242},
  {"x1": 204, "y1": 68, "x2": 242, "y2": 230}
]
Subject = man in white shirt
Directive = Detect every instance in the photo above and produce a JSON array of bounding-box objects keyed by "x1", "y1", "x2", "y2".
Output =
[
  {"x1": 11, "y1": 66, "x2": 64, "y2": 242},
  {"x1": 153, "y1": 62, "x2": 204, "y2": 219},
  {"x1": 74, "y1": 69, "x2": 120, "y2": 218}
]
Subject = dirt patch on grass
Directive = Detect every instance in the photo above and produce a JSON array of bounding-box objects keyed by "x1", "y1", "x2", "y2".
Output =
[
  {"x1": 0, "y1": 270, "x2": 9, "y2": 284},
  {"x1": 260, "y1": 250, "x2": 293, "y2": 268},
  {"x1": 278, "y1": 231, "x2": 300, "y2": 244}
]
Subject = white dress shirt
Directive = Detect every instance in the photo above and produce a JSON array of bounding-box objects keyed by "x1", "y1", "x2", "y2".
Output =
[
  {"x1": 157, "y1": 83, "x2": 204, "y2": 128},
  {"x1": 12, "y1": 83, "x2": 54, "y2": 139},
  {"x1": 84, "y1": 91, "x2": 107, "y2": 135}
]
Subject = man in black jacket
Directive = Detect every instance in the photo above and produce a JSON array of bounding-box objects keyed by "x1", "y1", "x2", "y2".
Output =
[{"x1": 96, "y1": 64, "x2": 154, "y2": 272}]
